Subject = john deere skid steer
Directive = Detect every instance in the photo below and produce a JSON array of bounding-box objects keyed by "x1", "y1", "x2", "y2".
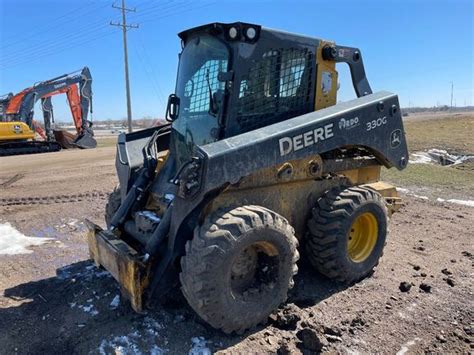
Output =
[{"x1": 86, "y1": 22, "x2": 408, "y2": 333}]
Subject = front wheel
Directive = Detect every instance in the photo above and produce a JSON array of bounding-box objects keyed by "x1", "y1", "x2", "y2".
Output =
[
  {"x1": 306, "y1": 186, "x2": 388, "y2": 283},
  {"x1": 180, "y1": 205, "x2": 299, "y2": 334}
]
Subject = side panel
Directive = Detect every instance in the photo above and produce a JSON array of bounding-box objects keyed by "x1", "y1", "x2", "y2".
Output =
[
  {"x1": 0, "y1": 122, "x2": 35, "y2": 141},
  {"x1": 200, "y1": 91, "x2": 408, "y2": 194}
]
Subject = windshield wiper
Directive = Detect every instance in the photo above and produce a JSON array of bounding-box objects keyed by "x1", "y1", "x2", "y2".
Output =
[{"x1": 206, "y1": 69, "x2": 218, "y2": 117}]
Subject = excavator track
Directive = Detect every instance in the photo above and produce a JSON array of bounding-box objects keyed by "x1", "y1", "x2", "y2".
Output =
[
  {"x1": 0, "y1": 141, "x2": 62, "y2": 157},
  {"x1": 0, "y1": 191, "x2": 108, "y2": 207}
]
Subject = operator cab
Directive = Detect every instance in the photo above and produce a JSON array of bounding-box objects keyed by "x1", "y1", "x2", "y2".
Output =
[{"x1": 167, "y1": 22, "x2": 324, "y2": 166}]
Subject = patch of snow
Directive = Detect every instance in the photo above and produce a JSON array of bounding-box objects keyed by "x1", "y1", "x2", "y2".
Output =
[
  {"x1": 110, "y1": 295, "x2": 120, "y2": 309},
  {"x1": 0, "y1": 223, "x2": 53, "y2": 255},
  {"x1": 57, "y1": 263, "x2": 111, "y2": 280},
  {"x1": 150, "y1": 345, "x2": 165, "y2": 355},
  {"x1": 98, "y1": 317, "x2": 167, "y2": 354},
  {"x1": 396, "y1": 188, "x2": 428, "y2": 200},
  {"x1": 396, "y1": 337, "x2": 421, "y2": 355},
  {"x1": 437, "y1": 197, "x2": 474, "y2": 207},
  {"x1": 398, "y1": 192, "x2": 474, "y2": 207},
  {"x1": 410, "y1": 152, "x2": 434, "y2": 164},
  {"x1": 71, "y1": 302, "x2": 99, "y2": 316},
  {"x1": 99, "y1": 336, "x2": 142, "y2": 355},
  {"x1": 189, "y1": 337, "x2": 211, "y2": 355},
  {"x1": 67, "y1": 219, "x2": 79, "y2": 226},
  {"x1": 99, "y1": 329, "x2": 166, "y2": 355},
  {"x1": 446, "y1": 199, "x2": 474, "y2": 207},
  {"x1": 410, "y1": 149, "x2": 474, "y2": 166},
  {"x1": 144, "y1": 317, "x2": 164, "y2": 336}
]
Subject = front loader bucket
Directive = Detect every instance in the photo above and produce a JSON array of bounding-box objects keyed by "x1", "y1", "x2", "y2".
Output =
[{"x1": 84, "y1": 220, "x2": 149, "y2": 312}]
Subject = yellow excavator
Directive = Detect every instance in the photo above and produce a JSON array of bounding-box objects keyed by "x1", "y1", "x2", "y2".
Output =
[{"x1": 0, "y1": 67, "x2": 96, "y2": 156}]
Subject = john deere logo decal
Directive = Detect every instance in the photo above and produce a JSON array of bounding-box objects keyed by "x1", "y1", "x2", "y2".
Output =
[
  {"x1": 13, "y1": 124, "x2": 22, "y2": 134},
  {"x1": 390, "y1": 129, "x2": 401, "y2": 148}
]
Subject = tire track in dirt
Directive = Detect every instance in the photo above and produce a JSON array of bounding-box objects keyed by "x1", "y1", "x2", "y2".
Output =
[{"x1": 0, "y1": 191, "x2": 108, "y2": 206}]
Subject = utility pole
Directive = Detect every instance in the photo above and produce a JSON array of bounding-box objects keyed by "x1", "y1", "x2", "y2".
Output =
[
  {"x1": 110, "y1": 0, "x2": 138, "y2": 133},
  {"x1": 450, "y1": 81, "x2": 454, "y2": 110}
]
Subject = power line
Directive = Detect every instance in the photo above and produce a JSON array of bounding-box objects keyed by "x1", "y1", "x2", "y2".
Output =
[
  {"x1": 132, "y1": 42, "x2": 164, "y2": 108},
  {"x1": 0, "y1": 30, "x2": 116, "y2": 71},
  {"x1": 128, "y1": 0, "x2": 188, "y2": 19},
  {"x1": 138, "y1": 1, "x2": 216, "y2": 24},
  {"x1": 0, "y1": 22, "x2": 112, "y2": 65},
  {"x1": 0, "y1": 1, "x2": 213, "y2": 70},
  {"x1": 138, "y1": 38, "x2": 166, "y2": 106},
  {"x1": 110, "y1": 0, "x2": 139, "y2": 133},
  {"x1": 0, "y1": 2, "x2": 109, "y2": 50}
]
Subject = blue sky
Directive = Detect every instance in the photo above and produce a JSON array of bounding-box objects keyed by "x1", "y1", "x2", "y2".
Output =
[{"x1": 0, "y1": 0, "x2": 473, "y2": 122}]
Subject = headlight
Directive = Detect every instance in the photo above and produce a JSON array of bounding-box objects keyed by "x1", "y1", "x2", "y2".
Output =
[
  {"x1": 245, "y1": 27, "x2": 256, "y2": 40},
  {"x1": 228, "y1": 27, "x2": 238, "y2": 39}
]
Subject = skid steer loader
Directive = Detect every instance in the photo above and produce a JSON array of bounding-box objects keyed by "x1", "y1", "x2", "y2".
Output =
[{"x1": 86, "y1": 22, "x2": 408, "y2": 333}]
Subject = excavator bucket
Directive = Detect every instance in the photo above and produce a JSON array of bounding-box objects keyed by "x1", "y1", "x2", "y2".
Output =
[
  {"x1": 53, "y1": 129, "x2": 97, "y2": 149},
  {"x1": 53, "y1": 130, "x2": 76, "y2": 149},
  {"x1": 73, "y1": 131, "x2": 97, "y2": 149}
]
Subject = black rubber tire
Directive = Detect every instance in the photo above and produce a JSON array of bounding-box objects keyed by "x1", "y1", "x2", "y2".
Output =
[
  {"x1": 306, "y1": 186, "x2": 388, "y2": 283},
  {"x1": 105, "y1": 186, "x2": 121, "y2": 229},
  {"x1": 180, "y1": 205, "x2": 299, "y2": 334}
]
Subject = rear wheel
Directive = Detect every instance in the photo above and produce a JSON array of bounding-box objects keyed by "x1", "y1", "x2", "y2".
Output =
[
  {"x1": 180, "y1": 205, "x2": 299, "y2": 334},
  {"x1": 105, "y1": 187, "x2": 121, "y2": 229},
  {"x1": 306, "y1": 186, "x2": 388, "y2": 283}
]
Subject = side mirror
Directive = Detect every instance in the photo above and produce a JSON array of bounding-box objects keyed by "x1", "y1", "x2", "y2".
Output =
[{"x1": 166, "y1": 94, "x2": 180, "y2": 122}]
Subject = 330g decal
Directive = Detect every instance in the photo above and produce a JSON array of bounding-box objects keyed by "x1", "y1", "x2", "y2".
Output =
[{"x1": 366, "y1": 116, "x2": 387, "y2": 131}]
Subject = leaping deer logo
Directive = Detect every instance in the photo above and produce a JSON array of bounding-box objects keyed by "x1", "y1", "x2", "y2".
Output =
[{"x1": 390, "y1": 129, "x2": 402, "y2": 148}]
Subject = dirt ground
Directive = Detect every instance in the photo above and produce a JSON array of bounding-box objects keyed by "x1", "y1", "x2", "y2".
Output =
[{"x1": 0, "y1": 128, "x2": 473, "y2": 354}]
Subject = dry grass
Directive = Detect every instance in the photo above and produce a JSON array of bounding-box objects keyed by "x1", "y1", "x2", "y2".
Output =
[
  {"x1": 95, "y1": 137, "x2": 117, "y2": 148},
  {"x1": 382, "y1": 113, "x2": 474, "y2": 198},
  {"x1": 403, "y1": 113, "x2": 473, "y2": 153}
]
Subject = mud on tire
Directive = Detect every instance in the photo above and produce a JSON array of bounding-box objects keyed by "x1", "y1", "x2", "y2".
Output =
[
  {"x1": 105, "y1": 186, "x2": 121, "y2": 229},
  {"x1": 306, "y1": 186, "x2": 388, "y2": 283},
  {"x1": 180, "y1": 205, "x2": 299, "y2": 334}
]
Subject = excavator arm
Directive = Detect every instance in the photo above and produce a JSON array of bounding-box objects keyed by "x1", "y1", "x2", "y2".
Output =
[{"x1": 64, "y1": 67, "x2": 96, "y2": 148}]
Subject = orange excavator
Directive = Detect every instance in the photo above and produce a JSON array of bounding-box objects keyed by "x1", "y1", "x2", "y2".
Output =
[{"x1": 0, "y1": 67, "x2": 96, "y2": 156}]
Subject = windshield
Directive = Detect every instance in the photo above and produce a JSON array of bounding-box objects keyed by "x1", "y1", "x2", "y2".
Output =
[{"x1": 172, "y1": 35, "x2": 229, "y2": 152}]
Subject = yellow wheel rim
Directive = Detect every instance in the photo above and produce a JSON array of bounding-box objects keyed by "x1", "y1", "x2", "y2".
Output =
[{"x1": 347, "y1": 212, "x2": 378, "y2": 263}]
